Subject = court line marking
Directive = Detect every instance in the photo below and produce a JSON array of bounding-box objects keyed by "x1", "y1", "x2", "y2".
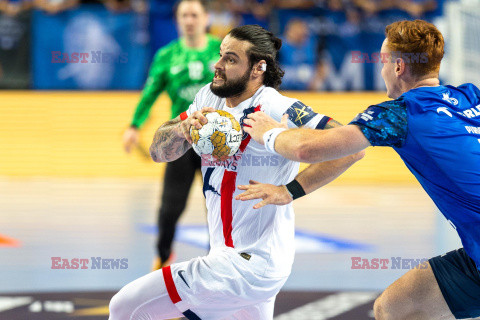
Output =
[
  {"x1": 138, "y1": 224, "x2": 374, "y2": 253},
  {"x1": 274, "y1": 291, "x2": 378, "y2": 320},
  {"x1": 0, "y1": 296, "x2": 33, "y2": 312},
  {"x1": 0, "y1": 233, "x2": 21, "y2": 247}
]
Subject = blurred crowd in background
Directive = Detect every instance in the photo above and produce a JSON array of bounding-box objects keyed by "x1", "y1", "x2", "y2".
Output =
[{"x1": 0, "y1": 0, "x2": 445, "y2": 90}]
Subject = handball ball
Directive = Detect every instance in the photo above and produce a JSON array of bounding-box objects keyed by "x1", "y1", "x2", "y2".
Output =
[{"x1": 190, "y1": 110, "x2": 243, "y2": 161}]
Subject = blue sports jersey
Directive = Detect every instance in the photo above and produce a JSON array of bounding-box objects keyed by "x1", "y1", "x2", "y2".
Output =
[{"x1": 350, "y1": 84, "x2": 480, "y2": 270}]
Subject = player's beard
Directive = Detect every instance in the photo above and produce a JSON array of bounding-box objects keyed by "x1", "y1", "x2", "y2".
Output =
[{"x1": 210, "y1": 68, "x2": 251, "y2": 98}]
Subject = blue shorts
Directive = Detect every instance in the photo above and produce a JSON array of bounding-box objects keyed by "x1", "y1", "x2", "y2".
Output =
[{"x1": 429, "y1": 248, "x2": 480, "y2": 319}]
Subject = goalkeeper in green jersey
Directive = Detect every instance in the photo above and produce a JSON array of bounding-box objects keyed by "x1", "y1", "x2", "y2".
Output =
[{"x1": 123, "y1": 0, "x2": 221, "y2": 270}]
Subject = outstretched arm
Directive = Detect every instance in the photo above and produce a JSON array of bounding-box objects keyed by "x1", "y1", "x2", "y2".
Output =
[
  {"x1": 274, "y1": 125, "x2": 369, "y2": 163},
  {"x1": 292, "y1": 116, "x2": 365, "y2": 194},
  {"x1": 295, "y1": 150, "x2": 364, "y2": 193},
  {"x1": 236, "y1": 152, "x2": 364, "y2": 208},
  {"x1": 239, "y1": 100, "x2": 407, "y2": 207},
  {"x1": 237, "y1": 120, "x2": 365, "y2": 208},
  {"x1": 243, "y1": 111, "x2": 370, "y2": 163}
]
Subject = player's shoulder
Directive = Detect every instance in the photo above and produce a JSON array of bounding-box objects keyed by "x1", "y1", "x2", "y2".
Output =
[
  {"x1": 258, "y1": 87, "x2": 322, "y2": 126},
  {"x1": 400, "y1": 85, "x2": 479, "y2": 114},
  {"x1": 350, "y1": 96, "x2": 407, "y2": 128},
  {"x1": 451, "y1": 83, "x2": 480, "y2": 94},
  {"x1": 375, "y1": 96, "x2": 407, "y2": 110},
  {"x1": 258, "y1": 87, "x2": 298, "y2": 112},
  {"x1": 450, "y1": 83, "x2": 480, "y2": 103}
]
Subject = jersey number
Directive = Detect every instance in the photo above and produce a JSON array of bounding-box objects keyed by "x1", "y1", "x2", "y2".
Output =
[{"x1": 189, "y1": 61, "x2": 204, "y2": 80}]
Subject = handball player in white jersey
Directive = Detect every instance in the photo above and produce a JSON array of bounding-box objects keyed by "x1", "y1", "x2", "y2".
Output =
[{"x1": 108, "y1": 24, "x2": 364, "y2": 320}]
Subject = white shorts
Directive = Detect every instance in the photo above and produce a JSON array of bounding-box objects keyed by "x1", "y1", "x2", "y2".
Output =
[{"x1": 163, "y1": 247, "x2": 289, "y2": 320}]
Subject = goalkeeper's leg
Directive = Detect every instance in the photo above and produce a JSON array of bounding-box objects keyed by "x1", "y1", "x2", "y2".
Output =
[{"x1": 155, "y1": 149, "x2": 199, "y2": 269}]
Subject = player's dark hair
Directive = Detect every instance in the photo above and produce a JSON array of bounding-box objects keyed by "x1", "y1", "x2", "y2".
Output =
[
  {"x1": 173, "y1": 0, "x2": 207, "y2": 16},
  {"x1": 228, "y1": 25, "x2": 285, "y2": 89}
]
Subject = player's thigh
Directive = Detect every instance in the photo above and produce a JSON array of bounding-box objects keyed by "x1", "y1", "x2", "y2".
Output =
[
  {"x1": 109, "y1": 269, "x2": 183, "y2": 320},
  {"x1": 427, "y1": 248, "x2": 480, "y2": 319},
  {"x1": 374, "y1": 261, "x2": 454, "y2": 320},
  {"x1": 224, "y1": 296, "x2": 276, "y2": 320},
  {"x1": 168, "y1": 249, "x2": 287, "y2": 320}
]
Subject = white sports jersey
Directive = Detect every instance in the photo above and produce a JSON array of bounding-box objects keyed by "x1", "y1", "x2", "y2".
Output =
[{"x1": 180, "y1": 84, "x2": 331, "y2": 278}]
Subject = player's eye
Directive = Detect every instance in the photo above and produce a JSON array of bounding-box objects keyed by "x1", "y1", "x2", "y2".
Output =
[{"x1": 228, "y1": 58, "x2": 235, "y2": 63}]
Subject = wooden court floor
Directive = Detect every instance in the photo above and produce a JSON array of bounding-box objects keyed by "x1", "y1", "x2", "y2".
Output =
[
  {"x1": 0, "y1": 91, "x2": 464, "y2": 319},
  {"x1": 0, "y1": 177, "x2": 463, "y2": 319}
]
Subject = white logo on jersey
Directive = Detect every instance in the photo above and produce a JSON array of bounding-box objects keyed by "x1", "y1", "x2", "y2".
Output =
[
  {"x1": 436, "y1": 107, "x2": 452, "y2": 117},
  {"x1": 442, "y1": 93, "x2": 458, "y2": 106},
  {"x1": 360, "y1": 110, "x2": 375, "y2": 121},
  {"x1": 458, "y1": 105, "x2": 480, "y2": 118},
  {"x1": 170, "y1": 65, "x2": 183, "y2": 75},
  {"x1": 465, "y1": 126, "x2": 480, "y2": 134},
  {"x1": 188, "y1": 61, "x2": 204, "y2": 80}
]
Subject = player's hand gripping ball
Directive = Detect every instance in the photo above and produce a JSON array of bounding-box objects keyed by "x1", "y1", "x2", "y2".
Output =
[{"x1": 190, "y1": 110, "x2": 243, "y2": 161}]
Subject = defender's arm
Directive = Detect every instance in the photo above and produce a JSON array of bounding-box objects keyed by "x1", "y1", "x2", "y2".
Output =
[
  {"x1": 274, "y1": 124, "x2": 370, "y2": 163},
  {"x1": 243, "y1": 111, "x2": 370, "y2": 163},
  {"x1": 237, "y1": 120, "x2": 365, "y2": 208}
]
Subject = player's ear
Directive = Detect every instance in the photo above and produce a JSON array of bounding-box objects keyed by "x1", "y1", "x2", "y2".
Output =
[
  {"x1": 252, "y1": 60, "x2": 267, "y2": 78},
  {"x1": 395, "y1": 58, "x2": 405, "y2": 77}
]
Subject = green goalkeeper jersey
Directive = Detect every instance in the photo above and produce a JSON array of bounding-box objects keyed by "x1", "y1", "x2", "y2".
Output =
[{"x1": 131, "y1": 35, "x2": 221, "y2": 127}]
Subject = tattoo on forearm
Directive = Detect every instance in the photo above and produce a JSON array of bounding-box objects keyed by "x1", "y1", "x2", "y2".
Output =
[
  {"x1": 150, "y1": 117, "x2": 191, "y2": 162},
  {"x1": 324, "y1": 118, "x2": 343, "y2": 129}
]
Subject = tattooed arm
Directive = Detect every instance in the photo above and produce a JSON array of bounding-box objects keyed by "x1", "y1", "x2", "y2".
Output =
[
  {"x1": 149, "y1": 116, "x2": 190, "y2": 163},
  {"x1": 150, "y1": 107, "x2": 215, "y2": 163}
]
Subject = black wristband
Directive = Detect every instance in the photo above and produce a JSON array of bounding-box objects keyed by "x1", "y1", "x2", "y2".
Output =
[
  {"x1": 286, "y1": 179, "x2": 306, "y2": 200},
  {"x1": 130, "y1": 124, "x2": 139, "y2": 129}
]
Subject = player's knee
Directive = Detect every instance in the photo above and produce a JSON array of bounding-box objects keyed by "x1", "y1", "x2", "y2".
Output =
[
  {"x1": 373, "y1": 294, "x2": 398, "y2": 320},
  {"x1": 373, "y1": 295, "x2": 386, "y2": 320},
  {"x1": 109, "y1": 288, "x2": 134, "y2": 320}
]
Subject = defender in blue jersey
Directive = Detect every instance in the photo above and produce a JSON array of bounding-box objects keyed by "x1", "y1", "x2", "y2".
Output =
[{"x1": 240, "y1": 20, "x2": 480, "y2": 319}]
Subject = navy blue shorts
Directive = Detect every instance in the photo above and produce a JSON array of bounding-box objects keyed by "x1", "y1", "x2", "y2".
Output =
[{"x1": 429, "y1": 248, "x2": 480, "y2": 319}]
